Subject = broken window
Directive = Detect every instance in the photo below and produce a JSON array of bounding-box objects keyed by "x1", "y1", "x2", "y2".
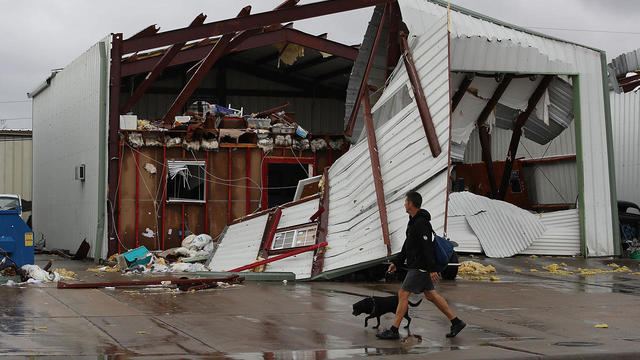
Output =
[
  {"x1": 167, "y1": 161, "x2": 206, "y2": 203},
  {"x1": 271, "y1": 224, "x2": 318, "y2": 250}
]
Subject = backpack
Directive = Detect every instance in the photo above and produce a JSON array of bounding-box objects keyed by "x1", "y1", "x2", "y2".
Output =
[{"x1": 432, "y1": 230, "x2": 454, "y2": 272}]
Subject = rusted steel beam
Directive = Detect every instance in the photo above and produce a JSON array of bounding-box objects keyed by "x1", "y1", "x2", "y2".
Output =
[
  {"x1": 363, "y1": 87, "x2": 392, "y2": 256},
  {"x1": 120, "y1": 14, "x2": 206, "y2": 114},
  {"x1": 519, "y1": 154, "x2": 576, "y2": 165},
  {"x1": 384, "y1": 1, "x2": 401, "y2": 80},
  {"x1": 345, "y1": 5, "x2": 387, "y2": 137},
  {"x1": 229, "y1": 242, "x2": 328, "y2": 273},
  {"x1": 107, "y1": 33, "x2": 123, "y2": 256},
  {"x1": 497, "y1": 75, "x2": 554, "y2": 200},
  {"x1": 122, "y1": 0, "x2": 393, "y2": 53},
  {"x1": 161, "y1": 7, "x2": 251, "y2": 124},
  {"x1": 264, "y1": 207, "x2": 283, "y2": 251},
  {"x1": 57, "y1": 275, "x2": 240, "y2": 289},
  {"x1": 121, "y1": 28, "x2": 357, "y2": 77},
  {"x1": 311, "y1": 168, "x2": 330, "y2": 277},
  {"x1": 255, "y1": 102, "x2": 290, "y2": 118},
  {"x1": 128, "y1": 24, "x2": 160, "y2": 40},
  {"x1": 400, "y1": 33, "x2": 442, "y2": 158},
  {"x1": 285, "y1": 55, "x2": 338, "y2": 73},
  {"x1": 476, "y1": 74, "x2": 514, "y2": 198},
  {"x1": 451, "y1": 74, "x2": 474, "y2": 111}
]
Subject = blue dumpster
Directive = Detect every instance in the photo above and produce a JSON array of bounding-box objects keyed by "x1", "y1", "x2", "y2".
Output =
[{"x1": 0, "y1": 195, "x2": 34, "y2": 267}]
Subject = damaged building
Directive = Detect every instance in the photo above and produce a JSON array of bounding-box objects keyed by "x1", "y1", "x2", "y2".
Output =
[{"x1": 29, "y1": 0, "x2": 619, "y2": 279}]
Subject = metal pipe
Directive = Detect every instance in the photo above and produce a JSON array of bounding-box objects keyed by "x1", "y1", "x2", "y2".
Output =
[
  {"x1": 58, "y1": 274, "x2": 240, "y2": 289},
  {"x1": 362, "y1": 88, "x2": 392, "y2": 256},
  {"x1": 400, "y1": 33, "x2": 442, "y2": 158},
  {"x1": 228, "y1": 242, "x2": 328, "y2": 273},
  {"x1": 135, "y1": 148, "x2": 140, "y2": 248}
]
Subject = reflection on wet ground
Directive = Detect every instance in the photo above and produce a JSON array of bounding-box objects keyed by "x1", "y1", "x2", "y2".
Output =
[{"x1": 2, "y1": 255, "x2": 640, "y2": 358}]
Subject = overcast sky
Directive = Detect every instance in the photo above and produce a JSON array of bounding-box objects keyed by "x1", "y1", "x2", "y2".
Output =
[{"x1": 2, "y1": 0, "x2": 640, "y2": 129}]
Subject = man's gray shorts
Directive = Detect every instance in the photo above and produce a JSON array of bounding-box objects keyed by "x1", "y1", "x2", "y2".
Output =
[{"x1": 402, "y1": 269, "x2": 435, "y2": 294}]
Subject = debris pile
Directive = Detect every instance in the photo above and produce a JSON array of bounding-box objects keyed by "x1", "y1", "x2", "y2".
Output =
[
  {"x1": 122, "y1": 101, "x2": 344, "y2": 158},
  {"x1": 457, "y1": 261, "x2": 497, "y2": 281}
]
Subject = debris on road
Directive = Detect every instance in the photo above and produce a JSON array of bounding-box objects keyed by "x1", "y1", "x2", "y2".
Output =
[{"x1": 594, "y1": 323, "x2": 609, "y2": 328}]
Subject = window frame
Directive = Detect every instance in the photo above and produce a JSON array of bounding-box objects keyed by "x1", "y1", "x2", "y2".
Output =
[{"x1": 166, "y1": 160, "x2": 207, "y2": 204}]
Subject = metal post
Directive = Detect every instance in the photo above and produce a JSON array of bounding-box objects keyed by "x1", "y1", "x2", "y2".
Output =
[
  {"x1": 497, "y1": 75, "x2": 553, "y2": 200},
  {"x1": 400, "y1": 33, "x2": 442, "y2": 158},
  {"x1": 362, "y1": 88, "x2": 392, "y2": 256},
  {"x1": 475, "y1": 74, "x2": 514, "y2": 197}
]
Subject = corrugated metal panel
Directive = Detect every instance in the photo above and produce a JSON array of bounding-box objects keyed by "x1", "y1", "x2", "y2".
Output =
[
  {"x1": 208, "y1": 214, "x2": 269, "y2": 272},
  {"x1": 323, "y1": 14, "x2": 450, "y2": 272},
  {"x1": 0, "y1": 136, "x2": 32, "y2": 202},
  {"x1": 278, "y1": 199, "x2": 319, "y2": 229},
  {"x1": 449, "y1": 209, "x2": 580, "y2": 256},
  {"x1": 447, "y1": 216, "x2": 482, "y2": 253},
  {"x1": 521, "y1": 209, "x2": 580, "y2": 255},
  {"x1": 122, "y1": 69, "x2": 346, "y2": 133},
  {"x1": 610, "y1": 91, "x2": 640, "y2": 207},
  {"x1": 31, "y1": 38, "x2": 109, "y2": 254},
  {"x1": 401, "y1": 0, "x2": 615, "y2": 255},
  {"x1": 265, "y1": 252, "x2": 314, "y2": 280},
  {"x1": 609, "y1": 48, "x2": 640, "y2": 78},
  {"x1": 448, "y1": 192, "x2": 545, "y2": 258},
  {"x1": 524, "y1": 162, "x2": 578, "y2": 205},
  {"x1": 494, "y1": 78, "x2": 574, "y2": 145}
]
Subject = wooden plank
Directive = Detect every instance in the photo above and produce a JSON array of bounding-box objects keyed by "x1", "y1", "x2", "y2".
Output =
[
  {"x1": 137, "y1": 147, "x2": 162, "y2": 250},
  {"x1": 230, "y1": 148, "x2": 247, "y2": 222},
  {"x1": 249, "y1": 148, "x2": 262, "y2": 213},
  {"x1": 208, "y1": 150, "x2": 229, "y2": 238},
  {"x1": 119, "y1": 146, "x2": 138, "y2": 250}
]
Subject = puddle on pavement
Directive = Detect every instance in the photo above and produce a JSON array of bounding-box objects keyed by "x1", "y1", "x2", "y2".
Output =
[{"x1": 225, "y1": 345, "x2": 472, "y2": 360}]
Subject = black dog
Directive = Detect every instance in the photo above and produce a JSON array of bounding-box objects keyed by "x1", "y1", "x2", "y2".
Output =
[{"x1": 352, "y1": 296, "x2": 422, "y2": 329}]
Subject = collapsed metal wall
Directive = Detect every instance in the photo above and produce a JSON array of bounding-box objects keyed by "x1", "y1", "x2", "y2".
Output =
[
  {"x1": 401, "y1": 0, "x2": 616, "y2": 256},
  {"x1": 610, "y1": 90, "x2": 640, "y2": 207}
]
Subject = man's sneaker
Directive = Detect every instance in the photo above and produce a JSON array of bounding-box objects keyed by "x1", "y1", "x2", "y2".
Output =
[
  {"x1": 376, "y1": 327, "x2": 400, "y2": 340},
  {"x1": 446, "y1": 320, "x2": 466, "y2": 338}
]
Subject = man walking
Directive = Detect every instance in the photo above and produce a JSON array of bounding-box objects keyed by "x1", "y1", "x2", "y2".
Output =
[{"x1": 376, "y1": 191, "x2": 466, "y2": 340}]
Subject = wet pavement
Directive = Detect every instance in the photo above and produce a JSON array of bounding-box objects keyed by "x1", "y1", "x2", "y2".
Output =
[{"x1": 1, "y1": 255, "x2": 640, "y2": 359}]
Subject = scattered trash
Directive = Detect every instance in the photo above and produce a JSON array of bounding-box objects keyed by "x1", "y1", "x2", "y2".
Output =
[
  {"x1": 142, "y1": 228, "x2": 155, "y2": 238},
  {"x1": 117, "y1": 246, "x2": 153, "y2": 269},
  {"x1": 530, "y1": 269, "x2": 539, "y2": 272},
  {"x1": 594, "y1": 323, "x2": 608, "y2": 328},
  {"x1": 105, "y1": 287, "x2": 115, "y2": 290},
  {"x1": 458, "y1": 261, "x2": 496, "y2": 275},
  {"x1": 27, "y1": 278, "x2": 43, "y2": 284},
  {"x1": 21, "y1": 264, "x2": 61, "y2": 282},
  {"x1": 490, "y1": 276, "x2": 501, "y2": 281},
  {"x1": 136, "y1": 331, "x2": 147, "y2": 335},
  {"x1": 144, "y1": 163, "x2": 157, "y2": 174},
  {"x1": 87, "y1": 266, "x2": 121, "y2": 273},
  {"x1": 576, "y1": 266, "x2": 632, "y2": 276},
  {"x1": 282, "y1": 280, "x2": 288, "y2": 285},
  {"x1": 38, "y1": 326, "x2": 48, "y2": 330},
  {"x1": 542, "y1": 264, "x2": 573, "y2": 275},
  {"x1": 607, "y1": 263, "x2": 620, "y2": 268},
  {"x1": 5, "y1": 280, "x2": 16, "y2": 286},
  {"x1": 513, "y1": 268, "x2": 521, "y2": 273},
  {"x1": 529, "y1": 255, "x2": 538, "y2": 259}
]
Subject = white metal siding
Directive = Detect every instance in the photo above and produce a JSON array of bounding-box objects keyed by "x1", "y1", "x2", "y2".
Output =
[
  {"x1": 610, "y1": 91, "x2": 640, "y2": 207},
  {"x1": 278, "y1": 199, "x2": 319, "y2": 229},
  {"x1": 209, "y1": 214, "x2": 268, "y2": 272},
  {"x1": 521, "y1": 209, "x2": 581, "y2": 256},
  {"x1": 323, "y1": 15, "x2": 450, "y2": 272},
  {"x1": 265, "y1": 252, "x2": 314, "y2": 280},
  {"x1": 400, "y1": 0, "x2": 614, "y2": 256},
  {"x1": 0, "y1": 136, "x2": 32, "y2": 202},
  {"x1": 31, "y1": 38, "x2": 108, "y2": 255}
]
